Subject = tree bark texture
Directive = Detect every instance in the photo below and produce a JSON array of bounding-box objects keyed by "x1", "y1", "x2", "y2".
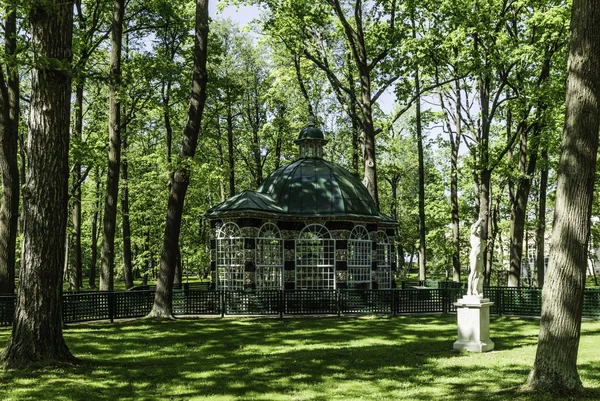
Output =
[
  {"x1": 149, "y1": 0, "x2": 209, "y2": 318},
  {"x1": 526, "y1": 0, "x2": 600, "y2": 393},
  {"x1": 0, "y1": 4, "x2": 19, "y2": 295},
  {"x1": 100, "y1": 0, "x2": 124, "y2": 291},
  {"x1": 1, "y1": 0, "x2": 76, "y2": 367}
]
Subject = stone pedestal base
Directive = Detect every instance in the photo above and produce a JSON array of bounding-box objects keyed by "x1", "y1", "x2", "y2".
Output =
[{"x1": 453, "y1": 296, "x2": 495, "y2": 353}]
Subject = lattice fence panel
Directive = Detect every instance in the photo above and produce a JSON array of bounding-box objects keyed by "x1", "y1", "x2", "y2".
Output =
[
  {"x1": 63, "y1": 292, "x2": 110, "y2": 323},
  {"x1": 339, "y1": 290, "x2": 392, "y2": 314},
  {"x1": 283, "y1": 290, "x2": 337, "y2": 314}
]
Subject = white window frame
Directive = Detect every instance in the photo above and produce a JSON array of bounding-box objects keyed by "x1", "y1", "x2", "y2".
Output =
[
  {"x1": 295, "y1": 224, "x2": 336, "y2": 290},
  {"x1": 216, "y1": 222, "x2": 245, "y2": 291},
  {"x1": 256, "y1": 222, "x2": 284, "y2": 290},
  {"x1": 376, "y1": 230, "x2": 392, "y2": 289},
  {"x1": 347, "y1": 225, "x2": 372, "y2": 288}
]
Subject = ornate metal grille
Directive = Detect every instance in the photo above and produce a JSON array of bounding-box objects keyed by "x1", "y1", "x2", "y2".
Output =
[
  {"x1": 376, "y1": 231, "x2": 392, "y2": 289},
  {"x1": 295, "y1": 224, "x2": 336, "y2": 289},
  {"x1": 348, "y1": 225, "x2": 372, "y2": 288},
  {"x1": 216, "y1": 222, "x2": 245, "y2": 290},
  {"x1": 256, "y1": 223, "x2": 283, "y2": 289}
]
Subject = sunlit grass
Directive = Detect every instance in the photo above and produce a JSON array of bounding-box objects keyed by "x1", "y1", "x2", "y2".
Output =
[{"x1": 1, "y1": 315, "x2": 599, "y2": 400}]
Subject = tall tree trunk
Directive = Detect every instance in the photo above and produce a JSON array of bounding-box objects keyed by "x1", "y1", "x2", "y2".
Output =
[
  {"x1": 149, "y1": 0, "x2": 209, "y2": 318},
  {"x1": 536, "y1": 148, "x2": 548, "y2": 288},
  {"x1": 327, "y1": 0, "x2": 379, "y2": 207},
  {"x1": 163, "y1": 80, "x2": 173, "y2": 181},
  {"x1": 348, "y1": 54, "x2": 360, "y2": 177},
  {"x1": 526, "y1": 0, "x2": 600, "y2": 392},
  {"x1": 1, "y1": 0, "x2": 76, "y2": 367},
  {"x1": 274, "y1": 106, "x2": 283, "y2": 170},
  {"x1": 121, "y1": 128, "x2": 133, "y2": 289},
  {"x1": 100, "y1": 0, "x2": 124, "y2": 291},
  {"x1": 414, "y1": 54, "x2": 426, "y2": 283},
  {"x1": 450, "y1": 78, "x2": 461, "y2": 282},
  {"x1": 68, "y1": 81, "x2": 84, "y2": 292},
  {"x1": 215, "y1": 125, "x2": 226, "y2": 202},
  {"x1": 360, "y1": 82, "x2": 378, "y2": 208},
  {"x1": 478, "y1": 73, "x2": 492, "y2": 283},
  {"x1": 88, "y1": 167, "x2": 101, "y2": 289},
  {"x1": 252, "y1": 124, "x2": 262, "y2": 188},
  {"x1": 227, "y1": 105, "x2": 235, "y2": 197},
  {"x1": 0, "y1": 4, "x2": 19, "y2": 295},
  {"x1": 509, "y1": 59, "x2": 552, "y2": 288}
]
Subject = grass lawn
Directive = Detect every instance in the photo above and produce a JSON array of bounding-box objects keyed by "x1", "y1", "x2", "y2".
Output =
[{"x1": 1, "y1": 315, "x2": 599, "y2": 401}]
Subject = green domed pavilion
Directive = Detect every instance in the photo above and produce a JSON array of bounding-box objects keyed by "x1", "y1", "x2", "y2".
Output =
[{"x1": 205, "y1": 116, "x2": 397, "y2": 290}]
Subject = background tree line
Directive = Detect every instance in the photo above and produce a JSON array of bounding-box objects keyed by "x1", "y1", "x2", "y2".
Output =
[{"x1": 0, "y1": 0, "x2": 576, "y2": 295}]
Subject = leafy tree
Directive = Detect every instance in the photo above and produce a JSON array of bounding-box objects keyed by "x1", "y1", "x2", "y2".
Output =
[
  {"x1": 149, "y1": 0, "x2": 209, "y2": 318},
  {"x1": 100, "y1": 0, "x2": 125, "y2": 291}
]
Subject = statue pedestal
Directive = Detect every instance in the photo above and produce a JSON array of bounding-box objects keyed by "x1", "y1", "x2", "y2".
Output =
[{"x1": 453, "y1": 296, "x2": 494, "y2": 353}]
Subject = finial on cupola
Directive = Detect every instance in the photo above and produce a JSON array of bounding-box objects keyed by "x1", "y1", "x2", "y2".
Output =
[{"x1": 295, "y1": 114, "x2": 328, "y2": 159}]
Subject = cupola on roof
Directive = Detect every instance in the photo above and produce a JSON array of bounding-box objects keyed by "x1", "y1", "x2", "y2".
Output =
[{"x1": 206, "y1": 116, "x2": 395, "y2": 224}]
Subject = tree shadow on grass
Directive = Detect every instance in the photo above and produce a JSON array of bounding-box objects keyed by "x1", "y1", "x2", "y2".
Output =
[{"x1": 0, "y1": 316, "x2": 598, "y2": 401}]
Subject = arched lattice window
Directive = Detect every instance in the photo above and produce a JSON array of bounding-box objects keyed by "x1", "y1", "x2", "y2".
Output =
[
  {"x1": 376, "y1": 231, "x2": 392, "y2": 289},
  {"x1": 216, "y1": 222, "x2": 244, "y2": 290},
  {"x1": 295, "y1": 224, "x2": 335, "y2": 289},
  {"x1": 347, "y1": 225, "x2": 372, "y2": 288},
  {"x1": 256, "y1": 223, "x2": 283, "y2": 290}
]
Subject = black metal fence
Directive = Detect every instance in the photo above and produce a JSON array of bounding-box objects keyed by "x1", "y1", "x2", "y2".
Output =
[{"x1": 1, "y1": 287, "x2": 600, "y2": 327}]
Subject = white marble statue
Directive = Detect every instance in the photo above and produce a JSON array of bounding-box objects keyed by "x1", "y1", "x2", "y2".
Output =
[{"x1": 467, "y1": 217, "x2": 484, "y2": 297}]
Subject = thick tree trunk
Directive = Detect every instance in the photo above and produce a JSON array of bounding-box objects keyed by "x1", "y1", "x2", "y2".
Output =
[
  {"x1": 536, "y1": 148, "x2": 548, "y2": 288},
  {"x1": 100, "y1": 0, "x2": 124, "y2": 291},
  {"x1": 1, "y1": 0, "x2": 76, "y2": 367},
  {"x1": 149, "y1": 0, "x2": 208, "y2": 318},
  {"x1": 0, "y1": 5, "x2": 19, "y2": 295},
  {"x1": 526, "y1": 0, "x2": 600, "y2": 393}
]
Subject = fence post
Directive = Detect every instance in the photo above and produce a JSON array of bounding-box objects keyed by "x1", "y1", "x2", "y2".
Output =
[
  {"x1": 336, "y1": 289, "x2": 341, "y2": 317},
  {"x1": 108, "y1": 292, "x2": 115, "y2": 323},
  {"x1": 496, "y1": 288, "x2": 502, "y2": 316},
  {"x1": 392, "y1": 289, "x2": 397, "y2": 316},
  {"x1": 220, "y1": 290, "x2": 225, "y2": 318},
  {"x1": 279, "y1": 290, "x2": 284, "y2": 319},
  {"x1": 442, "y1": 287, "x2": 448, "y2": 314}
]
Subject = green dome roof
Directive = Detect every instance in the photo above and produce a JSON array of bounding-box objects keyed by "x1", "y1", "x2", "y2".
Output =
[
  {"x1": 296, "y1": 125, "x2": 325, "y2": 142},
  {"x1": 257, "y1": 158, "x2": 379, "y2": 217}
]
